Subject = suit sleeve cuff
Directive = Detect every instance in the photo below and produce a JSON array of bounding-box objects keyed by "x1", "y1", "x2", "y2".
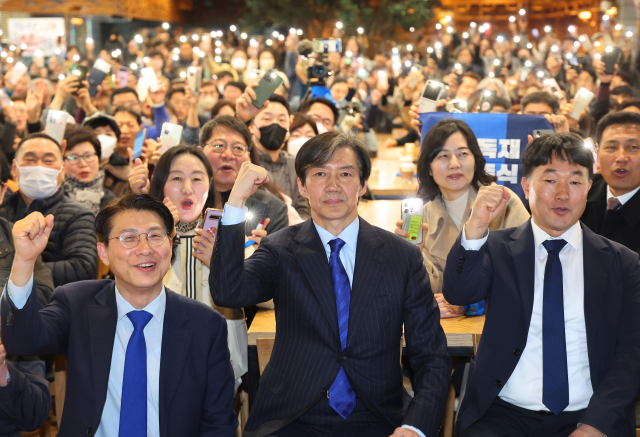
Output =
[
  {"x1": 221, "y1": 203, "x2": 248, "y2": 225},
  {"x1": 402, "y1": 425, "x2": 426, "y2": 437},
  {"x1": 461, "y1": 225, "x2": 489, "y2": 251},
  {"x1": 4, "y1": 273, "x2": 34, "y2": 309}
]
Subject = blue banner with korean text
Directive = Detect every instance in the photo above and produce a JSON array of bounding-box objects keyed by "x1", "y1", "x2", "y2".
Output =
[{"x1": 419, "y1": 113, "x2": 553, "y2": 200}]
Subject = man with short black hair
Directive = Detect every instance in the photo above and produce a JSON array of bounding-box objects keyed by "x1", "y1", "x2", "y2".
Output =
[
  {"x1": 223, "y1": 81, "x2": 246, "y2": 105},
  {"x1": 1, "y1": 193, "x2": 237, "y2": 436},
  {"x1": 580, "y1": 111, "x2": 640, "y2": 255},
  {"x1": 211, "y1": 130, "x2": 451, "y2": 437},
  {"x1": 299, "y1": 97, "x2": 339, "y2": 134},
  {"x1": 0, "y1": 133, "x2": 98, "y2": 286},
  {"x1": 444, "y1": 132, "x2": 640, "y2": 437},
  {"x1": 521, "y1": 91, "x2": 560, "y2": 116}
]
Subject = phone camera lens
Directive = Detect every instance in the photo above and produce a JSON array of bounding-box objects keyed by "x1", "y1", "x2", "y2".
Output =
[{"x1": 404, "y1": 209, "x2": 409, "y2": 213}]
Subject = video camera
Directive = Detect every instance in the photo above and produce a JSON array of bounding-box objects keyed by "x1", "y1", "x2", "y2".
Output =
[{"x1": 298, "y1": 38, "x2": 342, "y2": 87}]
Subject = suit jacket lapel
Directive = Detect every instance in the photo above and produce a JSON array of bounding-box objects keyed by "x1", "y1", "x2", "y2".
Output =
[
  {"x1": 584, "y1": 176, "x2": 607, "y2": 232},
  {"x1": 159, "y1": 289, "x2": 192, "y2": 429},
  {"x1": 347, "y1": 218, "x2": 388, "y2": 350},
  {"x1": 581, "y1": 224, "x2": 611, "y2": 375},
  {"x1": 507, "y1": 220, "x2": 536, "y2": 329},
  {"x1": 293, "y1": 220, "x2": 340, "y2": 340},
  {"x1": 87, "y1": 283, "x2": 118, "y2": 420}
]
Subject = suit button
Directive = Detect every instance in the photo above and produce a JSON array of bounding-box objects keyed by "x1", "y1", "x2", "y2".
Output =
[
  {"x1": 513, "y1": 348, "x2": 521, "y2": 357},
  {"x1": 87, "y1": 427, "x2": 93, "y2": 435},
  {"x1": 495, "y1": 380, "x2": 502, "y2": 388}
]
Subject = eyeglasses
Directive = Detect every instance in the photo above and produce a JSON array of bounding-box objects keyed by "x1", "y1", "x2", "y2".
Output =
[
  {"x1": 204, "y1": 141, "x2": 249, "y2": 156},
  {"x1": 65, "y1": 153, "x2": 98, "y2": 165},
  {"x1": 109, "y1": 231, "x2": 169, "y2": 249}
]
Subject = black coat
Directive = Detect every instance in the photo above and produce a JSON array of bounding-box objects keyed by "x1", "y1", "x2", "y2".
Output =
[
  {"x1": 0, "y1": 216, "x2": 53, "y2": 309},
  {"x1": 210, "y1": 218, "x2": 451, "y2": 437},
  {"x1": 581, "y1": 173, "x2": 640, "y2": 256},
  {"x1": 0, "y1": 189, "x2": 98, "y2": 287},
  {"x1": 444, "y1": 220, "x2": 640, "y2": 437},
  {"x1": 0, "y1": 361, "x2": 50, "y2": 436}
]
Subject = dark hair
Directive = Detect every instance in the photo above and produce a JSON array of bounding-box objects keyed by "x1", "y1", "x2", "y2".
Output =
[
  {"x1": 199, "y1": 115, "x2": 252, "y2": 148},
  {"x1": 113, "y1": 106, "x2": 142, "y2": 126},
  {"x1": 167, "y1": 87, "x2": 186, "y2": 101},
  {"x1": 522, "y1": 132, "x2": 593, "y2": 180},
  {"x1": 493, "y1": 96, "x2": 511, "y2": 111},
  {"x1": 300, "y1": 97, "x2": 339, "y2": 126},
  {"x1": 148, "y1": 50, "x2": 163, "y2": 59},
  {"x1": 582, "y1": 67, "x2": 597, "y2": 84},
  {"x1": 618, "y1": 99, "x2": 640, "y2": 113},
  {"x1": 266, "y1": 94, "x2": 291, "y2": 116},
  {"x1": 330, "y1": 78, "x2": 349, "y2": 89},
  {"x1": 95, "y1": 193, "x2": 177, "y2": 263},
  {"x1": 614, "y1": 70, "x2": 635, "y2": 87},
  {"x1": 611, "y1": 85, "x2": 634, "y2": 98},
  {"x1": 595, "y1": 111, "x2": 640, "y2": 145},
  {"x1": 149, "y1": 145, "x2": 216, "y2": 211},
  {"x1": 417, "y1": 119, "x2": 496, "y2": 201},
  {"x1": 521, "y1": 91, "x2": 560, "y2": 114},
  {"x1": 295, "y1": 130, "x2": 371, "y2": 185},
  {"x1": 210, "y1": 99, "x2": 236, "y2": 118},
  {"x1": 290, "y1": 113, "x2": 319, "y2": 136},
  {"x1": 64, "y1": 127, "x2": 102, "y2": 159},
  {"x1": 110, "y1": 87, "x2": 139, "y2": 105},
  {"x1": 225, "y1": 81, "x2": 246, "y2": 93},
  {"x1": 217, "y1": 71, "x2": 234, "y2": 80},
  {"x1": 462, "y1": 71, "x2": 482, "y2": 84},
  {"x1": 345, "y1": 36, "x2": 361, "y2": 55},
  {"x1": 16, "y1": 132, "x2": 62, "y2": 154}
]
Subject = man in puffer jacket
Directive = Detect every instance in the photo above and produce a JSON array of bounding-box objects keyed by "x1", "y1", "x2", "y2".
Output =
[{"x1": 0, "y1": 133, "x2": 98, "y2": 286}]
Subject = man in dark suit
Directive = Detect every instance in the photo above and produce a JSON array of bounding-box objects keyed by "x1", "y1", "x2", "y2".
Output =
[
  {"x1": 580, "y1": 111, "x2": 640, "y2": 255},
  {"x1": 443, "y1": 133, "x2": 640, "y2": 437},
  {"x1": 210, "y1": 131, "x2": 451, "y2": 437},
  {"x1": 1, "y1": 194, "x2": 237, "y2": 437}
]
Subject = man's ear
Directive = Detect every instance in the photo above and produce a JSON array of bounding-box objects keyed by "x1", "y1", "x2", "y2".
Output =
[
  {"x1": 97, "y1": 242, "x2": 110, "y2": 266},
  {"x1": 11, "y1": 160, "x2": 18, "y2": 182},
  {"x1": 358, "y1": 180, "x2": 368, "y2": 198},
  {"x1": 61, "y1": 139, "x2": 67, "y2": 154},
  {"x1": 521, "y1": 176, "x2": 530, "y2": 200},
  {"x1": 297, "y1": 177, "x2": 309, "y2": 199}
]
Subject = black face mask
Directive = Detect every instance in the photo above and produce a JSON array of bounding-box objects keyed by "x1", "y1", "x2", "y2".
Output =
[{"x1": 258, "y1": 123, "x2": 288, "y2": 151}]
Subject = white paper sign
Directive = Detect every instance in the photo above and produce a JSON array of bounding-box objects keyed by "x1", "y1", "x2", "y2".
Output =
[{"x1": 7, "y1": 18, "x2": 66, "y2": 57}]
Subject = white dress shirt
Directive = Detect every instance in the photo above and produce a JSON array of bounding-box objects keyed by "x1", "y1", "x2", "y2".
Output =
[
  {"x1": 461, "y1": 220, "x2": 593, "y2": 411},
  {"x1": 221, "y1": 203, "x2": 426, "y2": 437},
  {"x1": 606, "y1": 185, "x2": 640, "y2": 206},
  {"x1": 4, "y1": 275, "x2": 166, "y2": 436}
]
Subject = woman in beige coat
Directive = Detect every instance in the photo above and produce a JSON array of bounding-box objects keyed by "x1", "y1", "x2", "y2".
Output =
[{"x1": 396, "y1": 119, "x2": 530, "y2": 317}]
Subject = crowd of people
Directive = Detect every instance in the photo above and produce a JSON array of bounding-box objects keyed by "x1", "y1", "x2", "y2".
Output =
[{"x1": 0, "y1": 7, "x2": 638, "y2": 437}]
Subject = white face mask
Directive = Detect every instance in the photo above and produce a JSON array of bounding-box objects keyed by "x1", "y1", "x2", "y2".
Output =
[
  {"x1": 316, "y1": 122, "x2": 329, "y2": 134},
  {"x1": 18, "y1": 166, "x2": 61, "y2": 200},
  {"x1": 199, "y1": 96, "x2": 218, "y2": 111},
  {"x1": 358, "y1": 89, "x2": 368, "y2": 102},
  {"x1": 231, "y1": 57, "x2": 247, "y2": 71},
  {"x1": 218, "y1": 84, "x2": 226, "y2": 95},
  {"x1": 287, "y1": 136, "x2": 310, "y2": 156},
  {"x1": 97, "y1": 135, "x2": 117, "y2": 160}
]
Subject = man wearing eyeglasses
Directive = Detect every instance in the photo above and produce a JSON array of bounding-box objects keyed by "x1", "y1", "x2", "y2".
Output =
[
  {"x1": 0, "y1": 193, "x2": 237, "y2": 436},
  {"x1": 0, "y1": 133, "x2": 98, "y2": 287}
]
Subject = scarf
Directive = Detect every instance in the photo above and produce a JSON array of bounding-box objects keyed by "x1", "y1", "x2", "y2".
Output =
[
  {"x1": 62, "y1": 170, "x2": 107, "y2": 216},
  {"x1": 176, "y1": 211, "x2": 204, "y2": 233}
]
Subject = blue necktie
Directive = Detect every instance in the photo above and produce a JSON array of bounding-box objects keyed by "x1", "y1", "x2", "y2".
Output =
[
  {"x1": 541, "y1": 239, "x2": 569, "y2": 416},
  {"x1": 328, "y1": 238, "x2": 356, "y2": 419},
  {"x1": 119, "y1": 310, "x2": 153, "y2": 437}
]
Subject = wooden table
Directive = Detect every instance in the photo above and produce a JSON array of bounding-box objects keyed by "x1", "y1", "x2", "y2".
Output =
[
  {"x1": 246, "y1": 309, "x2": 484, "y2": 407},
  {"x1": 357, "y1": 199, "x2": 402, "y2": 233},
  {"x1": 368, "y1": 138, "x2": 419, "y2": 199}
]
